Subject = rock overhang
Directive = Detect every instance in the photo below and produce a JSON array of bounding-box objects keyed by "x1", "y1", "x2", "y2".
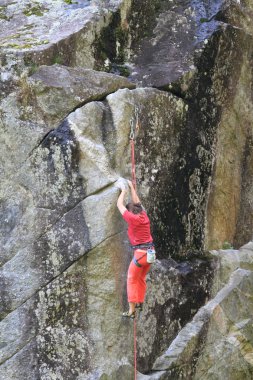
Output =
[{"x1": 0, "y1": 0, "x2": 130, "y2": 69}]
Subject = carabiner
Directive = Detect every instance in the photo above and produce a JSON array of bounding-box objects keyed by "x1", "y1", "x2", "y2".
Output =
[{"x1": 129, "y1": 117, "x2": 135, "y2": 140}]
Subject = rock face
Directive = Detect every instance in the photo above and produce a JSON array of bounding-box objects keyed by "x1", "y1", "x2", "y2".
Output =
[
  {"x1": 205, "y1": 26, "x2": 253, "y2": 250},
  {"x1": 150, "y1": 243, "x2": 253, "y2": 380},
  {"x1": 0, "y1": 0, "x2": 131, "y2": 68},
  {"x1": 1, "y1": 0, "x2": 253, "y2": 379}
]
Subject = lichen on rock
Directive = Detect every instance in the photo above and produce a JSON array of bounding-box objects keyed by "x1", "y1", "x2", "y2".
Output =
[{"x1": 1, "y1": 0, "x2": 253, "y2": 379}]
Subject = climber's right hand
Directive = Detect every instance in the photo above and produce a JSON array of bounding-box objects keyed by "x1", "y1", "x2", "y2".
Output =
[{"x1": 115, "y1": 178, "x2": 128, "y2": 191}]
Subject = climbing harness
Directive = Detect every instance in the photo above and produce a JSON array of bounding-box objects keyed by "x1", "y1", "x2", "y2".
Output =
[
  {"x1": 133, "y1": 254, "x2": 145, "y2": 268},
  {"x1": 132, "y1": 243, "x2": 153, "y2": 268},
  {"x1": 131, "y1": 242, "x2": 154, "y2": 250},
  {"x1": 132, "y1": 246, "x2": 156, "y2": 268}
]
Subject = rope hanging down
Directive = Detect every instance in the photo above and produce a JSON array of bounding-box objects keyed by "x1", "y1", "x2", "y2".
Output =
[
  {"x1": 134, "y1": 318, "x2": 137, "y2": 380},
  {"x1": 129, "y1": 107, "x2": 140, "y2": 380}
]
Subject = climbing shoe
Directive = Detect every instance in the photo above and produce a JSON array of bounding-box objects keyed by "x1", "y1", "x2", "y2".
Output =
[
  {"x1": 135, "y1": 303, "x2": 143, "y2": 311},
  {"x1": 122, "y1": 311, "x2": 135, "y2": 319}
]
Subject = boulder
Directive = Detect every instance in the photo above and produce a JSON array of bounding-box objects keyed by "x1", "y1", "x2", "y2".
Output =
[
  {"x1": 0, "y1": 0, "x2": 131, "y2": 68},
  {"x1": 0, "y1": 232, "x2": 133, "y2": 379},
  {"x1": 216, "y1": 0, "x2": 253, "y2": 34},
  {"x1": 28, "y1": 65, "x2": 135, "y2": 127},
  {"x1": 136, "y1": 257, "x2": 215, "y2": 373},
  {"x1": 0, "y1": 65, "x2": 134, "y2": 268},
  {"x1": 0, "y1": 83, "x2": 188, "y2": 377},
  {"x1": 152, "y1": 268, "x2": 253, "y2": 380},
  {"x1": 1, "y1": 0, "x2": 253, "y2": 379},
  {"x1": 128, "y1": 0, "x2": 223, "y2": 88},
  {"x1": 0, "y1": 185, "x2": 124, "y2": 319},
  {"x1": 210, "y1": 242, "x2": 253, "y2": 294}
]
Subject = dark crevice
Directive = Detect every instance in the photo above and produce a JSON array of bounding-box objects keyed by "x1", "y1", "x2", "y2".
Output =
[
  {"x1": 214, "y1": 18, "x2": 253, "y2": 38},
  {"x1": 155, "y1": 84, "x2": 189, "y2": 102},
  {"x1": 25, "y1": 85, "x2": 134, "y2": 162},
  {"x1": 64, "y1": 89, "x2": 129, "y2": 119},
  {"x1": 0, "y1": 336, "x2": 35, "y2": 367},
  {"x1": 27, "y1": 129, "x2": 54, "y2": 158},
  {"x1": 0, "y1": 180, "x2": 117, "y2": 270}
]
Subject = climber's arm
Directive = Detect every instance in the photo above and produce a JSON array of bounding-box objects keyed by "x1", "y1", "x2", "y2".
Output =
[
  {"x1": 128, "y1": 180, "x2": 141, "y2": 204},
  {"x1": 117, "y1": 189, "x2": 127, "y2": 215}
]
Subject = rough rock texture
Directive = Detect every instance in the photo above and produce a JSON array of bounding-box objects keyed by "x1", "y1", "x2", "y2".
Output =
[
  {"x1": 0, "y1": 75, "x2": 190, "y2": 378},
  {"x1": 128, "y1": 0, "x2": 223, "y2": 87},
  {"x1": 0, "y1": 0, "x2": 132, "y2": 68},
  {"x1": 1, "y1": 0, "x2": 253, "y2": 379},
  {"x1": 0, "y1": 232, "x2": 134, "y2": 380},
  {"x1": 205, "y1": 25, "x2": 253, "y2": 250},
  {"x1": 146, "y1": 244, "x2": 253, "y2": 380},
  {"x1": 28, "y1": 64, "x2": 135, "y2": 126},
  {"x1": 136, "y1": 257, "x2": 215, "y2": 373}
]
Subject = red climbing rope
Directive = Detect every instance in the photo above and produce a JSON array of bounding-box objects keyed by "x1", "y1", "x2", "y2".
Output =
[
  {"x1": 129, "y1": 109, "x2": 139, "y2": 380},
  {"x1": 134, "y1": 318, "x2": 137, "y2": 380}
]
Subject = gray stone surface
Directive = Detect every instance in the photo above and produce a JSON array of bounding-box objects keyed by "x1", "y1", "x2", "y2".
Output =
[
  {"x1": 0, "y1": 79, "x2": 188, "y2": 377},
  {"x1": 194, "y1": 268, "x2": 253, "y2": 380},
  {"x1": 0, "y1": 231, "x2": 133, "y2": 379},
  {"x1": 28, "y1": 64, "x2": 135, "y2": 127},
  {"x1": 128, "y1": 0, "x2": 223, "y2": 88},
  {"x1": 148, "y1": 245, "x2": 253, "y2": 379},
  {"x1": 153, "y1": 268, "x2": 248, "y2": 369},
  {"x1": 0, "y1": 186, "x2": 124, "y2": 319},
  {"x1": 0, "y1": 0, "x2": 130, "y2": 67},
  {"x1": 210, "y1": 241, "x2": 253, "y2": 294},
  {"x1": 136, "y1": 257, "x2": 215, "y2": 373},
  {"x1": 1, "y1": 0, "x2": 253, "y2": 379},
  {"x1": 216, "y1": 0, "x2": 253, "y2": 34}
]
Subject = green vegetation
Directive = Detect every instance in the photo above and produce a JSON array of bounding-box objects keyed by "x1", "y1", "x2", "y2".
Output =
[
  {"x1": 17, "y1": 74, "x2": 35, "y2": 108},
  {"x1": 23, "y1": 56, "x2": 39, "y2": 75},
  {"x1": 115, "y1": 26, "x2": 128, "y2": 63},
  {"x1": 111, "y1": 64, "x2": 130, "y2": 77},
  {"x1": 52, "y1": 54, "x2": 64, "y2": 65},
  {"x1": 23, "y1": 3, "x2": 48, "y2": 17},
  {"x1": 29, "y1": 62, "x2": 39, "y2": 75},
  {"x1": 1, "y1": 38, "x2": 49, "y2": 49},
  {"x1": 22, "y1": 23, "x2": 35, "y2": 30},
  {"x1": 0, "y1": 5, "x2": 11, "y2": 20},
  {"x1": 64, "y1": 0, "x2": 78, "y2": 4},
  {"x1": 222, "y1": 241, "x2": 234, "y2": 250},
  {"x1": 93, "y1": 10, "x2": 129, "y2": 71},
  {"x1": 200, "y1": 17, "x2": 209, "y2": 23}
]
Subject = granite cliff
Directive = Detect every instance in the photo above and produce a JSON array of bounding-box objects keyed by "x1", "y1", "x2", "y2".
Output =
[{"x1": 0, "y1": 0, "x2": 253, "y2": 379}]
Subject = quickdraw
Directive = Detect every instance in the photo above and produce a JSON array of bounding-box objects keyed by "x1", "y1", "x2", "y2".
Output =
[
  {"x1": 129, "y1": 107, "x2": 140, "y2": 191},
  {"x1": 129, "y1": 107, "x2": 140, "y2": 140}
]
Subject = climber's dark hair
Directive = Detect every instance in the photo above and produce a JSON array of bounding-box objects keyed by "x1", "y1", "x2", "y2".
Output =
[{"x1": 126, "y1": 202, "x2": 143, "y2": 214}]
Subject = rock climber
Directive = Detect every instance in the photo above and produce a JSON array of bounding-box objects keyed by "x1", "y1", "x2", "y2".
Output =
[{"x1": 116, "y1": 178, "x2": 155, "y2": 319}]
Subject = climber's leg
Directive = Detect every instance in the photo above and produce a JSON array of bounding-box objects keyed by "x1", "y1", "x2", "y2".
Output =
[
  {"x1": 127, "y1": 250, "x2": 151, "y2": 303},
  {"x1": 127, "y1": 259, "x2": 140, "y2": 304},
  {"x1": 137, "y1": 264, "x2": 150, "y2": 303}
]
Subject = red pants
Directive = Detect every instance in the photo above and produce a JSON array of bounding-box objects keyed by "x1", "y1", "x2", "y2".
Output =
[{"x1": 127, "y1": 249, "x2": 151, "y2": 303}]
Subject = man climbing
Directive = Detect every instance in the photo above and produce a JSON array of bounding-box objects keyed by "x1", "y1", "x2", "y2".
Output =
[{"x1": 116, "y1": 179, "x2": 154, "y2": 318}]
